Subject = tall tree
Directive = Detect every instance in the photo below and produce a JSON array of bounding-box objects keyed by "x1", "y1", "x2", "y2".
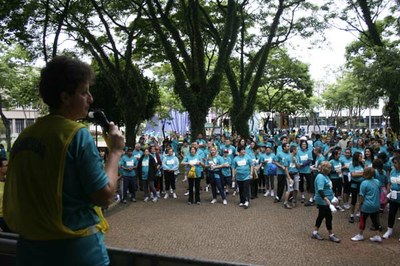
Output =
[
  {"x1": 1, "y1": 0, "x2": 161, "y2": 146},
  {"x1": 144, "y1": 0, "x2": 241, "y2": 138},
  {"x1": 224, "y1": 0, "x2": 323, "y2": 138},
  {"x1": 325, "y1": 0, "x2": 400, "y2": 132}
]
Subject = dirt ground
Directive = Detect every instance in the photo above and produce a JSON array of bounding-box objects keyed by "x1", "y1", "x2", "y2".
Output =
[{"x1": 104, "y1": 178, "x2": 400, "y2": 265}]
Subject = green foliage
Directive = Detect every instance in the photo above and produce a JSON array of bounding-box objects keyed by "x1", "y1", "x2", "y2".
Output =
[
  {"x1": 0, "y1": 44, "x2": 41, "y2": 109},
  {"x1": 151, "y1": 63, "x2": 185, "y2": 120},
  {"x1": 256, "y1": 48, "x2": 313, "y2": 116}
]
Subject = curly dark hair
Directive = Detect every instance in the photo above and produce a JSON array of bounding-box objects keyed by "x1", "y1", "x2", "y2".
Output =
[{"x1": 39, "y1": 56, "x2": 95, "y2": 109}]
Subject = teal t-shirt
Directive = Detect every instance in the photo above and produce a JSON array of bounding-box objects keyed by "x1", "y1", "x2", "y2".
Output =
[
  {"x1": 274, "y1": 151, "x2": 291, "y2": 175},
  {"x1": 233, "y1": 154, "x2": 252, "y2": 181},
  {"x1": 374, "y1": 169, "x2": 388, "y2": 187},
  {"x1": 132, "y1": 149, "x2": 143, "y2": 161},
  {"x1": 183, "y1": 154, "x2": 203, "y2": 178},
  {"x1": 364, "y1": 159, "x2": 373, "y2": 168},
  {"x1": 350, "y1": 163, "x2": 364, "y2": 186},
  {"x1": 287, "y1": 154, "x2": 298, "y2": 174},
  {"x1": 140, "y1": 156, "x2": 150, "y2": 180},
  {"x1": 329, "y1": 159, "x2": 342, "y2": 180},
  {"x1": 120, "y1": 154, "x2": 137, "y2": 177},
  {"x1": 389, "y1": 168, "x2": 400, "y2": 204},
  {"x1": 339, "y1": 156, "x2": 352, "y2": 175},
  {"x1": 220, "y1": 156, "x2": 232, "y2": 177},
  {"x1": 314, "y1": 173, "x2": 334, "y2": 206},
  {"x1": 206, "y1": 155, "x2": 224, "y2": 179},
  {"x1": 297, "y1": 149, "x2": 312, "y2": 174},
  {"x1": 359, "y1": 179, "x2": 380, "y2": 213},
  {"x1": 63, "y1": 129, "x2": 108, "y2": 230},
  {"x1": 263, "y1": 153, "x2": 276, "y2": 175}
]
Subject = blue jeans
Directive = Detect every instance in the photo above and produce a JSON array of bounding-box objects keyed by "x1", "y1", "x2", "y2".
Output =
[
  {"x1": 122, "y1": 176, "x2": 137, "y2": 200},
  {"x1": 211, "y1": 178, "x2": 226, "y2": 200}
]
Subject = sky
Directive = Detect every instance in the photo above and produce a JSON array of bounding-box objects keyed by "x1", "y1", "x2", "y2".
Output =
[{"x1": 287, "y1": 27, "x2": 357, "y2": 85}]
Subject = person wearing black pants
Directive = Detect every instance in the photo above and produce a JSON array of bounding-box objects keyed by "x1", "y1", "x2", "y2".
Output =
[
  {"x1": 238, "y1": 180, "x2": 250, "y2": 206},
  {"x1": 349, "y1": 152, "x2": 365, "y2": 223},
  {"x1": 382, "y1": 156, "x2": 400, "y2": 240},
  {"x1": 233, "y1": 147, "x2": 253, "y2": 209},
  {"x1": 181, "y1": 146, "x2": 204, "y2": 205},
  {"x1": 188, "y1": 178, "x2": 201, "y2": 204},
  {"x1": 273, "y1": 143, "x2": 291, "y2": 203},
  {"x1": 162, "y1": 148, "x2": 179, "y2": 199},
  {"x1": 311, "y1": 161, "x2": 341, "y2": 243}
]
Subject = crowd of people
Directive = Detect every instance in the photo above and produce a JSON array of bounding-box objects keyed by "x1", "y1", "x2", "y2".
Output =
[
  {"x1": 115, "y1": 127, "x2": 400, "y2": 244},
  {"x1": 0, "y1": 55, "x2": 399, "y2": 265}
]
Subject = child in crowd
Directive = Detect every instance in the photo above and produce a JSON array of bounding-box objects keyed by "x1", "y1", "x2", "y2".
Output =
[{"x1": 351, "y1": 167, "x2": 382, "y2": 242}]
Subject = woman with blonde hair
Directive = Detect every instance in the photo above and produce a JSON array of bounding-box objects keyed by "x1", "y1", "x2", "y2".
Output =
[{"x1": 311, "y1": 161, "x2": 341, "y2": 243}]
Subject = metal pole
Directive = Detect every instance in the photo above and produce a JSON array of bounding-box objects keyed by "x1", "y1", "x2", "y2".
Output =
[
  {"x1": 369, "y1": 108, "x2": 372, "y2": 131},
  {"x1": 95, "y1": 125, "x2": 98, "y2": 147}
]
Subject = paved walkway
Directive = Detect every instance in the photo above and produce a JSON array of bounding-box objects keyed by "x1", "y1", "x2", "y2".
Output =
[{"x1": 104, "y1": 179, "x2": 400, "y2": 265}]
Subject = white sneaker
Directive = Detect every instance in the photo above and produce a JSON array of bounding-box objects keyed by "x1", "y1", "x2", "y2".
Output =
[
  {"x1": 170, "y1": 188, "x2": 173, "y2": 194},
  {"x1": 383, "y1": 230, "x2": 392, "y2": 239},
  {"x1": 156, "y1": 191, "x2": 160, "y2": 198},
  {"x1": 264, "y1": 191, "x2": 270, "y2": 197},
  {"x1": 343, "y1": 203, "x2": 351, "y2": 210},
  {"x1": 223, "y1": 199, "x2": 227, "y2": 205},
  {"x1": 182, "y1": 177, "x2": 187, "y2": 182},
  {"x1": 152, "y1": 197, "x2": 158, "y2": 203},
  {"x1": 397, "y1": 217, "x2": 400, "y2": 221},
  {"x1": 355, "y1": 211, "x2": 360, "y2": 217},
  {"x1": 164, "y1": 193, "x2": 169, "y2": 199},
  {"x1": 232, "y1": 191, "x2": 237, "y2": 196},
  {"x1": 184, "y1": 191, "x2": 189, "y2": 196},
  {"x1": 351, "y1": 234, "x2": 364, "y2": 241},
  {"x1": 144, "y1": 197, "x2": 149, "y2": 202},
  {"x1": 205, "y1": 185, "x2": 209, "y2": 192},
  {"x1": 244, "y1": 201, "x2": 249, "y2": 209},
  {"x1": 211, "y1": 199, "x2": 217, "y2": 204},
  {"x1": 270, "y1": 191, "x2": 275, "y2": 197},
  {"x1": 173, "y1": 193, "x2": 177, "y2": 199},
  {"x1": 370, "y1": 235, "x2": 382, "y2": 242},
  {"x1": 239, "y1": 203, "x2": 244, "y2": 207},
  {"x1": 336, "y1": 205, "x2": 345, "y2": 212}
]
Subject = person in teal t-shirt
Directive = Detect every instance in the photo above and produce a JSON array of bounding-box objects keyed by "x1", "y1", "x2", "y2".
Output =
[
  {"x1": 137, "y1": 148, "x2": 158, "y2": 203},
  {"x1": 351, "y1": 167, "x2": 382, "y2": 242},
  {"x1": 329, "y1": 148, "x2": 343, "y2": 211},
  {"x1": 340, "y1": 148, "x2": 352, "y2": 210},
  {"x1": 382, "y1": 156, "x2": 400, "y2": 240},
  {"x1": 119, "y1": 147, "x2": 138, "y2": 203},
  {"x1": 181, "y1": 146, "x2": 204, "y2": 204},
  {"x1": 349, "y1": 152, "x2": 365, "y2": 223},
  {"x1": 233, "y1": 147, "x2": 253, "y2": 209},
  {"x1": 311, "y1": 161, "x2": 341, "y2": 243}
]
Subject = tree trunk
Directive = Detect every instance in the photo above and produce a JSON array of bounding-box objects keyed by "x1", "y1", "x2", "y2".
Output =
[
  {"x1": 188, "y1": 109, "x2": 207, "y2": 140},
  {"x1": 0, "y1": 96, "x2": 12, "y2": 151},
  {"x1": 231, "y1": 111, "x2": 250, "y2": 139},
  {"x1": 387, "y1": 96, "x2": 400, "y2": 133},
  {"x1": 123, "y1": 113, "x2": 140, "y2": 148}
]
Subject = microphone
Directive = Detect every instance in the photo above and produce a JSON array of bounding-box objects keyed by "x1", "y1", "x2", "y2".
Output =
[{"x1": 88, "y1": 110, "x2": 110, "y2": 133}]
